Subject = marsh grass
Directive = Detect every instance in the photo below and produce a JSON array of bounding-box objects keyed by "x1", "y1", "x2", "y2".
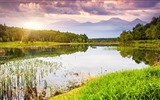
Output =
[
  {"x1": 0, "y1": 59, "x2": 62, "y2": 99},
  {"x1": 52, "y1": 66, "x2": 160, "y2": 100},
  {"x1": 0, "y1": 57, "x2": 88, "y2": 99}
]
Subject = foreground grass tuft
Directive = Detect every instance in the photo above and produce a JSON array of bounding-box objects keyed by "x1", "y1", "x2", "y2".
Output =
[{"x1": 51, "y1": 66, "x2": 160, "y2": 100}]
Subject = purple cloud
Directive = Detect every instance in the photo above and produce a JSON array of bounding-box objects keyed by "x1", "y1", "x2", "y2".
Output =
[
  {"x1": 18, "y1": 0, "x2": 107, "y2": 15},
  {"x1": 132, "y1": 0, "x2": 160, "y2": 8},
  {"x1": 0, "y1": 0, "x2": 159, "y2": 17}
]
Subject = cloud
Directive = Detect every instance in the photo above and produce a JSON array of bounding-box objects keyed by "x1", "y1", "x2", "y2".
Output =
[
  {"x1": 0, "y1": 0, "x2": 116, "y2": 17},
  {"x1": 0, "y1": 0, "x2": 160, "y2": 17},
  {"x1": 41, "y1": 2, "x2": 80, "y2": 14},
  {"x1": 79, "y1": 1, "x2": 113, "y2": 15},
  {"x1": 0, "y1": 0, "x2": 160, "y2": 28},
  {"x1": 132, "y1": 0, "x2": 160, "y2": 8}
]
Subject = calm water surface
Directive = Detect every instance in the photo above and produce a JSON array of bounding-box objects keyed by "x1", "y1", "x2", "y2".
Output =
[
  {"x1": 1, "y1": 45, "x2": 158, "y2": 99},
  {"x1": 38, "y1": 46, "x2": 146, "y2": 76}
]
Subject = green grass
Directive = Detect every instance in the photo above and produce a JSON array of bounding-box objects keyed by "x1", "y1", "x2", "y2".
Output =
[
  {"x1": 0, "y1": 41, "x2": 59, "y2": 48},
  {"x1": 0, "y1": 41, "x2": 119, "y2": 48},
  {"x1": 123, "y1": 40, "x2": 160, "y2": 48},
  {"x1": 51, "y1": 66, "x2": 160, "y2": 100}
]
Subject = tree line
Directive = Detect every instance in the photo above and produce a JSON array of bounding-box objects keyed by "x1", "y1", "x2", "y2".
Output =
[
  {"x1": 0, "y1": 25, "x2": 88, "y2": 43},
  {"x1": 89, "y1": 38, "x2": 117, "y2": 43},
  {"x1": 118, "y1": 16, "x2": 160, "y2": 42}
]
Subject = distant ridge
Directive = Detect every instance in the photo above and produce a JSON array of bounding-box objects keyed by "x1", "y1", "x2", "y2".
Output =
[
  {"x1": 129, "y1": 18, "x2": 146, "y2": 25},
  {"x1": 49, "y1": 18, "x2": 147, "y2": 38}
]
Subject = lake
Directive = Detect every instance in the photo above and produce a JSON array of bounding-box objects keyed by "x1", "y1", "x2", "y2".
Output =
[{"x1": 0, "y1": 45, "x2": 159, "y2": 99}]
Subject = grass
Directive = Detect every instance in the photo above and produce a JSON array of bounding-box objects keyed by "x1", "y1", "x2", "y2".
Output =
[
  {"x1": 1, "y1": 40, "x2": 160, "y2": 48},
  {"x1": 51, "y1": 66, "x2": 160, "y2": 100},
  {"x1": 0, "y1": 41, "x2": 119, "y2": 48},
  {"x1": 123, "y1": 40, "x2": 160, "y2": 48},
  {"x1": 0, "y1": 41, "x2": 69, "y2": 48}
]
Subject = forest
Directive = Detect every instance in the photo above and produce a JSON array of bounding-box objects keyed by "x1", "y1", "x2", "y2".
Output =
[
  {"x1": 0, "y1": 25, "x2": 88, "y2": 43},
  {"x1": 119, "y1": 16, "x2": 160, "y2": 42}
]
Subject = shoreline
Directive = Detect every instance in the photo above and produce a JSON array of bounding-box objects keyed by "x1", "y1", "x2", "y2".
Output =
[
  {"x1": 0, "y1": 41, "x2": 119, "y2": 48},
  {"x1": 1, "y1": 40, "x2": 160, "y2": 48},
  {"x1": 50, "y1": 66, "x2": 160, "y2": 100}
]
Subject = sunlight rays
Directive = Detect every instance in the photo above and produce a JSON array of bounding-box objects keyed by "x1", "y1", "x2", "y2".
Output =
[{"x1": 23, "y1": 21, "x2": 41, "y2": 30}]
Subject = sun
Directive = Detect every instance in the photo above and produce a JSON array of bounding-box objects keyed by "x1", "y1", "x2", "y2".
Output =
[{"x1": 24, "y1": 21, "x2": 41, "y2": 30}]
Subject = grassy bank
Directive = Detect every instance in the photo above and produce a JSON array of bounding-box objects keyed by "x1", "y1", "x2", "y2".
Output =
[
  {"x1": 0, "y1": 41, "x2": 119, "y2": 48},
  {"x1": 0, "y1": 41, "x2": 79, "y2": 48},
  {"x1": 122, "y1": 40, "x2": 160, "y2": 48},
  {"x1": 51, "y1": 66, "x2": 160, "y2": 100}
]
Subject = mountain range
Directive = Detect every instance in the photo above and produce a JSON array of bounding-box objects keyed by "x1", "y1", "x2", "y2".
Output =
[{"x1": 49, "y1": 18, "x2": 147, "y2": 38}]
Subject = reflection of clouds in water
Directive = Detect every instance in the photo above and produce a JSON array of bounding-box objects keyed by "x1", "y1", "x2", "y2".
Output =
[{"x1": 38, "y1": 46, "x2": 146, "y2": 76}]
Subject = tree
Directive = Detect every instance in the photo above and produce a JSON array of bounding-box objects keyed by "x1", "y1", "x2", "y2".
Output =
[
  {"x1": 119, "y1": 16, "x2": 160, "y2": 42},
  {"x1": 132, "y1": 24, "x2": 144, "y2": 40},
  {"x1": 119, "y1": 31, "x2": 133, "y2": 42},
  {"x1": 0, "y1": 37, "x2": 2, "y2": 42},
  {"x1": 0, "y1": 24, "x2": 89, "y2": 43},
  {"x1": 21, "y1": 36, "x2": 28, "y2": 43},
  {"x1": 145, "y1": 25, "x2": 156, "y2": 39},
  {"x1": 155, "y1": 19, "x2": 160, "y2": 39}
]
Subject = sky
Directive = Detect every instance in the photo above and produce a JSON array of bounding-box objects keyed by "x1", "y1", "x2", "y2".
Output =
[{"x1": 0, "y1": 0, "x2": 160, "y2": 30}]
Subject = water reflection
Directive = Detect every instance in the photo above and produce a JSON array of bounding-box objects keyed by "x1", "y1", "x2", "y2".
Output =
[
  {"x1": 117, "y1": 47, "x2": 160, "y2": 65},
  {"x1": 0, "y1": 45, "x2": 89, "y2": 64}
]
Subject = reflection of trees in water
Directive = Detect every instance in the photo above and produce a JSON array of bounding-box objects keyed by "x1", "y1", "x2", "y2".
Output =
[
  {"x1": 0, "y1": 45, "x2": 89, "y2": 64},
  {"x1": 0, "y1": 59, "x2": 62, "y2": 99},
  {"x1": 117, "y1": 47, "x2": 160, "y2": 65}
]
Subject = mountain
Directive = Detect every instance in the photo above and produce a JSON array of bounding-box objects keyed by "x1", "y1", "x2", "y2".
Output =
[
  {"x1": 49, "y1": 18, "x2": 147, "y2": 38},
  {"x1": 53, "y1": 19, "x2": 80, "y2": 26},
  {"x1": 97, "y1": 18, "x2": 129, "y2": 25},
  {"x1": 129, "y1": 18, "x2": 146, "y2": 26}
]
